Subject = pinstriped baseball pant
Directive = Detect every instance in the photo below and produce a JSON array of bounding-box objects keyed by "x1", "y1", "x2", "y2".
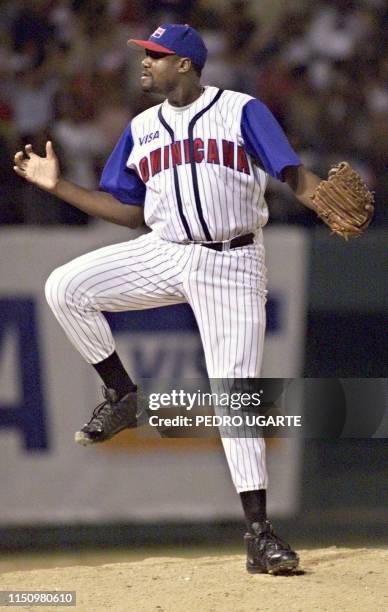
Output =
[{"x1": 45, "y1": 231, "x2": 268, "y2": 492}]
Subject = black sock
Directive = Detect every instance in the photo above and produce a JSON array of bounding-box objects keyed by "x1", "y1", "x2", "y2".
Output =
[
  {"x1": 92, "y1": 352, "x2": 136, "y2": 398},
  {"x1": 240, "y1": 489, "x2": 267, "y2": 532}
]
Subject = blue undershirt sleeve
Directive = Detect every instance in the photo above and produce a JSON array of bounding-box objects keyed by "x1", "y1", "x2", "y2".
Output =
[
  {"x1": 99, "y1": 122, "x2": 146, "y2": 206},
  {"x1": 241, "y1": 99, "x2": 301, "y2": 181}
]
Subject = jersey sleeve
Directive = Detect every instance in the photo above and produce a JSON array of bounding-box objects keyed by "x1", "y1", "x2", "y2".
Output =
[
  {"x1": 99, "y1": 122, "x2": 146, "y2": 206},
  {"x1": 241, "y1": 99, "x2": 301, "y2": 181}
]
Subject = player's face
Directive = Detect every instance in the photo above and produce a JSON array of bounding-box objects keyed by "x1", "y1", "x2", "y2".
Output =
[{"x1": 141, "y1": 50, "x2": 181, "y2": 94}]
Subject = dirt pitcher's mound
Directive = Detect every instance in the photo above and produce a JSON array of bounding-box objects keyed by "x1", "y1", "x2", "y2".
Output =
[{"x1": 0, "y1": 547, "x2": 386, "y2": 612}]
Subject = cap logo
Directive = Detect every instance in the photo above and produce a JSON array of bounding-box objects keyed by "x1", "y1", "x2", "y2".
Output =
[{"x1": 152, "y1": 27, "x2": 166, "y2": 39}]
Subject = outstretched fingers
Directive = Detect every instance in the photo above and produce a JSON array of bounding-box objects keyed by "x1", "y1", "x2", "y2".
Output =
[
  {"x1": 13, "y1": 151, "x2": 27, "y2": 177},
  {"x1": 14, "y1": 151, "x2": 25, "y2": 166},
  {"x1": 13, "y1": 146, "x2": 31, "y2": 173},
  {"x1": 46, "y1": 140, "x2": 55, "y2": 159},
  {"x1": 25, "y1": 144, "x2": 34, "y2": 157},
  {"x1": 13, "y1": 150, "x2": 33, "y2": 180},
  {"x1": 13, "y1": 165, "x2": 27, "y2": 179},
  {"x1": 13, "y1": 144, "x2": 41, "y2": 180}
]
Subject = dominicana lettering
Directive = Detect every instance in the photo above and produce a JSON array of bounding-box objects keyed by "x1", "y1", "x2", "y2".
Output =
[{"x1": 138, "y1": 138, "x2": 251, "y2": 183}]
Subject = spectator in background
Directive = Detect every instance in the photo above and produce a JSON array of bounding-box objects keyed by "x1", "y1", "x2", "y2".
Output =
[
  {"x1": 53, "y1": 80, "x2": 130, "y2": 189},
  {"x1": 12, "y1": 63, "x2": 58, "y2": 145},
  {"x1": 53, "y1": 86, "x2": 104, "y2": 190},
  {"x1": 11, "y1": 0, "x2": 55, "y2": 68},
  {"x1": 143, "y1": 0, "x2": 197, "y2": 24}
]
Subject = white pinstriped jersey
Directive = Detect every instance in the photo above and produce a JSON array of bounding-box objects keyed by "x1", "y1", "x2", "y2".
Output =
[
  {"x1": 100, "y1": 86, "x2": 301, "y2": 243},
  {"x1": 130, "y1": 87, "x2": 267, "y2": 242}
]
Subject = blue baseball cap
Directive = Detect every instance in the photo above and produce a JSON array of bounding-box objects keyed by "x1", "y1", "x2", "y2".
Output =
[{"x1": 128, "y1": 24, "x2": 208, "y2": 69}]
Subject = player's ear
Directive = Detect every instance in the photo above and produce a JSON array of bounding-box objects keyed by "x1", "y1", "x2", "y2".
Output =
[{"x1": 177, "y1": 57, "x2": 192, "y2": 74}]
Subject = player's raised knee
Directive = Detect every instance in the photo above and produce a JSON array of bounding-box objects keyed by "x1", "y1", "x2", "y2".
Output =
[{"x1": 44, "y1": 265, "x2": 72, "y2": 311}]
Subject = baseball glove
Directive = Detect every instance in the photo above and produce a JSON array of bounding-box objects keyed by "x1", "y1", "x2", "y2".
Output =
[{"x1": 311, "y1": 162, "x2": 374, "y2": 239}]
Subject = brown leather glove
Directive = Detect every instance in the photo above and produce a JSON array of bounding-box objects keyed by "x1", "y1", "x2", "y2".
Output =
[{"x1": 311, "y1": 162, "x2": 374, "y2": 239}]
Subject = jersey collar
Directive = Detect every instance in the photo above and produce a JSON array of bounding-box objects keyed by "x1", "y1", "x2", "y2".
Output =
[{"x1": 164, "y1": 86, "x2": 212, "y2": 113}]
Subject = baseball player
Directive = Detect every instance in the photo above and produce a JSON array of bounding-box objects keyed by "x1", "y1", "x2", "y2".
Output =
[{"x1": 13, "y1": 24, "x2": 373, "y2": 575}]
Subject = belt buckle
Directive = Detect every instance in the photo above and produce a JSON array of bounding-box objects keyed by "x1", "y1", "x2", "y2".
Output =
[{"x1": 221, "y1": 239, "x2": 232, "y2": 252}]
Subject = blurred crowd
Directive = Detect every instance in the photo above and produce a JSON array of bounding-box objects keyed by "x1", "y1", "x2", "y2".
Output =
[{"x1": 0, "y1": 0, "x2": 386, "y2": 226}]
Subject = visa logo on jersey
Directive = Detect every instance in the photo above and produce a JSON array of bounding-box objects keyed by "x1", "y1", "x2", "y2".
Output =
[{"x1": 139, "y1": 131, "x2": 160, "y2": 145}]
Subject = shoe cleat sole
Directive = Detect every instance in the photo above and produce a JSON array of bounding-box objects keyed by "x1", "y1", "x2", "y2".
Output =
[
  {"x1": 246, "y1": 556, "x2": 299, "y2": 575},
  {"x1": 268, "y1": 556, "x2": 299, "y2": 575}
]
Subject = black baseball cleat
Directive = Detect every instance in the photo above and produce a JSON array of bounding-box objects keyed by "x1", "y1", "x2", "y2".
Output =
[
  {"x1": 75, "y1": 387, "x2": 144, "y2": 446},
  {"x1": 244, "y1": 520, "x2": 299, "y2": 575}
]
